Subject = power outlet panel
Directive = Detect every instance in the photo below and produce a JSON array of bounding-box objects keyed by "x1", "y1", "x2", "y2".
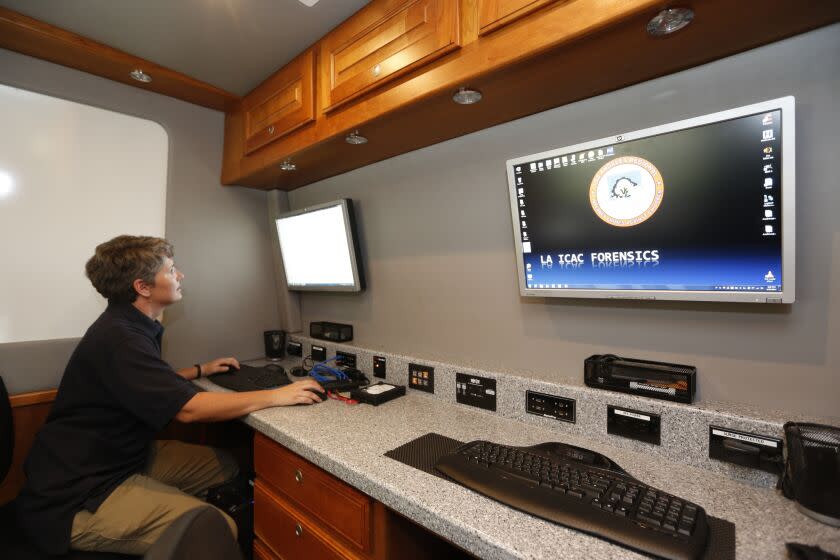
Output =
[
  {"x1": 709, "y1": 426, "x2": 783, "y2": 474},
  {"x1": 336, "y1": 351, "x2": 356, "y2": 368},
  {"x1": 408, "y1": 363, "x2": 434, "y2": 393},
  {"x1": 526, "y1": 390, "x2": 576, "y2": 423},
  {"x1": 373, "y1": 356, "x2": 387, "y2": 378}
]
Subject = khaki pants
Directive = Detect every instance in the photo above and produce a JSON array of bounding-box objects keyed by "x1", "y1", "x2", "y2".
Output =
[{"x1": 70, "y1": 440, "x2": 239, "y2": 555}]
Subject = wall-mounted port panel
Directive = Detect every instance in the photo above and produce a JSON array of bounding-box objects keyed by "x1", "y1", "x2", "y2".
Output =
[
  {"x1": 608, "y1": 405, "x2": 661, "y2": 445},
  {"x1": 456, "y1": 373, "x2": 497, "y2": 411},
  {"x1": 336, "y1": 351, "x2": 356, "y2": 368},
  {"x1": 311, "y1": 345, "x2": 326, "y2": 362},
  {"x1": 287, "y1": 340, "x2": 302, "y2": 356},
  {"x1": 408, "y1": 363, "x2": 434, "y2": 393},
  {"x1": 709, "y1": 426, "x2": 783, "y2": 474},
  {"x1": 373, "y1": 356, "x2": 387, "y2": 378},
  {"x1": 526, "y1": 390, "x2": 575, "y2": 423}
]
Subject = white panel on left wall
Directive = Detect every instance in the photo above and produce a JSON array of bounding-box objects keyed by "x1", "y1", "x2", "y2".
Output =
[{"x1": 0, "y1": 84, "x2": 168, "y2": 343}]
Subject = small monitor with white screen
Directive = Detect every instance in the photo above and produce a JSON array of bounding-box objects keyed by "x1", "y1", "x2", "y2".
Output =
[
  {"x1": 275, "y1": 199, "x2": 365, "y2": 292},
  {"x1": 506, "y1": 96, "x2": 795, "y2": 303}
]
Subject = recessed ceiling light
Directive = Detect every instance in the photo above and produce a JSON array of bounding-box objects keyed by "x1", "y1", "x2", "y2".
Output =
[
  {"x1": 129, "y1": 69, "x2": 152, "y2": 83},
  {"x1": 298, "y1": 0, "x2": 320, "y2": 6},
  {"x1": 452, "y1": 87, "x2": 482, "y2": 105},
  {"x1": 345, "y1": 130, "x2": 368, "y2": 145},
  {"x1": 646, "y1": 8, "x2": 694, "y2": 37},
  {"x1": 280, "y1": 159, "x2": 297, "y2": 171}
]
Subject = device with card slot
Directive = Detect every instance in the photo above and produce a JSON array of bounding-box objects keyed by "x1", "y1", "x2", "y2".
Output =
[{"x1": 585, "y1": 354, "x2": 696, "y2": 404}]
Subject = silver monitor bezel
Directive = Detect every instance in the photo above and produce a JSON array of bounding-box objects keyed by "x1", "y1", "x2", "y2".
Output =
[
  {"x1": 506, "y1": 96, "x2": 796, "y2": 304},
  {"x1": 275, "y1": 198, "x2": 364, "y2": 292}
]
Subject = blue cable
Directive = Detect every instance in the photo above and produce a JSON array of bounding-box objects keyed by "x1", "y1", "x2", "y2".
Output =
[{"x1": 307, "y1": 356, "x2": 349, "y2": 382}]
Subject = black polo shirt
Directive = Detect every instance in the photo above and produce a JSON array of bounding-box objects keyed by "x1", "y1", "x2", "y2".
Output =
[{"x1": 16, "y1": 303, "x2": 199, "y2": 554}]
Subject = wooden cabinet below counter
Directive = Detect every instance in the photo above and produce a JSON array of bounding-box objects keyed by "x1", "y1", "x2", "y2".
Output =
[{"x1": 252, "y1": 432, "x2": 473, "y2": 560}]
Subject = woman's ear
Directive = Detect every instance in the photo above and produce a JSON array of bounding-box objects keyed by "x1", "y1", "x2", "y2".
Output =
[{"x1": 133, "y1": 278, "x2": 151, "y2": 298}]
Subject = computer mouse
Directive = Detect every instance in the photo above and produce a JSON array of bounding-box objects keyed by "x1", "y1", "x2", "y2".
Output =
[
  {"x1": 305, "y1": 387, "x2": 326, "y2": 403},
  {"x1": 290, "y1": 366, "x2": 309, "y2": 377}
]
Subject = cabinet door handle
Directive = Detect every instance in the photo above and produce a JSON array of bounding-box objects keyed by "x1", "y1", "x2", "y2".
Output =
[
  {"x1": 295, "y1": 523, "x2": 303, "y2": 537},
  {"x1": 294, "y1": 469, "x2": 303, "y2": 483},
  {"x1": 268, "y1": 125, "x2": 275, "y2": 135}
]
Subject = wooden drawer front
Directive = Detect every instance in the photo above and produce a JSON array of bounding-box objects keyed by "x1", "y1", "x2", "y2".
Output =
[
  {"x1": 255, "y1": 482, "x2": 352, "y2": 560},
  {"x1": 478, "y1": 0, "x2": 561, "y2": 36},
  {"x1": 254, "y1": 433, "x2": 372, "y2": 551},
  {"x1": 253, "y1": 537, "x2": 279, "y2": 560},
  {"x1": 244, "y1": 49, "x2": 315, "y2": 154},
  {"x1": 321, "y1": 0, "x2": 459, "y2": 111}
]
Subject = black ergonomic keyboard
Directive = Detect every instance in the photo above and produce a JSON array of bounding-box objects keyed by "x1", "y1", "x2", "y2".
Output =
[
  {"x1": 209, "y1": 364, "x2": 291, "y2": 392},
  {"x1": 435, "y1": 440, "x2": 709, "y2": 560}
]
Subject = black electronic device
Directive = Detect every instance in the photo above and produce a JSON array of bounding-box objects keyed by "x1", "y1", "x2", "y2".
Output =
[
  {"x1": 313, "y1": 367, "x2": 370, "y2": 393},
  {"x1": 310, "y1": 321, "x2": 353, "y2": 342},
  {"x1": 584, "y1": 354, "x2": 696, "y2": 404},
  {"x1": 350, "y1": 382, "x2": 406, "y2": 406},
  {"x1": 780, "y1": 422, "x2": 840, "y2": 526},
  {"x1": 435, "y1": 440, "x2": 710, "y2": 560},
  {"x1": 264, "y1": 330, "x2": 285, "y2": 360},
  {"x1": 709, "y1": 426, "x2": 783, "y2": 474},
  {"x1": 210, "y1": 364, "x2": 291, "y2": 392}
]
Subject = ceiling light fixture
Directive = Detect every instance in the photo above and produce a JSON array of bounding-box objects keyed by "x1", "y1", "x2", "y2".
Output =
[
  {"x1": 280, "y1": 159, "x2": 297, "y2": 171},
  {"x1": 646, "y1": 8, "x2": 694, "y2": 37},
  {"x1": 298, "y1": 0, "x2": 320, "y2": 6},
  {"x1": 129, "y1": 69, "x2": 152, "y2": 83},
  {"x1": 345, "y1": 130, "x2": 368, "y2": 145},
  {"x1": 452, "y1": 87, "x2": 482, "y2": 105}
]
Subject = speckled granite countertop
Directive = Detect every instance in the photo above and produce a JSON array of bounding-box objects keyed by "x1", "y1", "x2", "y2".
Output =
[{"x1": 196, "y1": 375, "x2": 839, "y2": 560}]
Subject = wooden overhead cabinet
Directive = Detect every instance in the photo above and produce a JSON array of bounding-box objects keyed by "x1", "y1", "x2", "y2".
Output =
[
  {"x1": 477, "y1": 0, "x2": 562, "y2": 36},
  {"x1": 319, "y1": 0, "x2": 461, "y2": 112},
  {"x1": 242, "y1": 49, "x2": 316, "y2": 154}
]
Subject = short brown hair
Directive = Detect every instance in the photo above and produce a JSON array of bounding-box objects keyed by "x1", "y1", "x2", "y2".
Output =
[{"x1": 85, "y1": 235, "x2": 174, "y2": 303}]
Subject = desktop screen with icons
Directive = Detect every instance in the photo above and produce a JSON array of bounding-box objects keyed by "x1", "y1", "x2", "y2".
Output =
[{"x1": 506, "y1": 96, "x2": 795, "y2": 303}]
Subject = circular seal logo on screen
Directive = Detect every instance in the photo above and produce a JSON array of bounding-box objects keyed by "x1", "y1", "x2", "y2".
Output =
[{"x1": 589, "y1": 156, "x2": 664, "y2": 227}]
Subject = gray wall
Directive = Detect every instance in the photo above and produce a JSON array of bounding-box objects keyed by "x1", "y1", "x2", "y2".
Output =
[
  {"x1": 0, "y1": 48, "x2": 281, "y2": 394},
  {"x1": 289, "y1": 24, "x2": 840, "y2": 420}
]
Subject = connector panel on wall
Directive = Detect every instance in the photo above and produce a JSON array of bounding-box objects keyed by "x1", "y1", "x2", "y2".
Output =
[
  {"x1": 373, "y1": 356, "x2": 387, "y2": 378},
  {"x1": 607, "y1": 405, "x2": 661, "y2": 445},
  {"x1": 456, "y1": 373, "x2": 496, "y2": 411},
  {"x1": 709, "y1": 426, "x2": 783, "y2": 474},
  {"x1": 336, "y1": 351, "x2": 356, "y2": 368},
  {"x1": 526, "y1": 390, "x2": 575, "y2": 423},
  {"x1": 408, "y1": 363, "x2": 434, "y2": 393},
  {"x1": 311, "y1": 344, "x2": 326, "y2": 362}
]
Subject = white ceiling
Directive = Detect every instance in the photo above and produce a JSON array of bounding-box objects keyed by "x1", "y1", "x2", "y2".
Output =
[{"x1": 0, "y1": 0, "x2": 370, "y2": 96}]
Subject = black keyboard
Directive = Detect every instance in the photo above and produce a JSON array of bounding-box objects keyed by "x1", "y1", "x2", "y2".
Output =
[
  {"x1": 210, "y1": 364, "x2": 291, "y2": 392},
  {"x1": 435, "y1": 440, "x2": 709, "y2": 560}
]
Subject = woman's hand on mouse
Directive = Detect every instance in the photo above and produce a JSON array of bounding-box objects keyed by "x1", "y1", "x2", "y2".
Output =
[
  {"x1": 200, "y1": 357, "x2": 241, "y2": 376},
  {"x1": 273, "y1": 379, "x2": 325, "y2": 406}
]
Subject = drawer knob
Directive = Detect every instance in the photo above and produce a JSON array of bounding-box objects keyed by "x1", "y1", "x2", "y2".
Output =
[
  {"x1": 295, "y1": 523, "x2": 303, "y2": 537},
  {"x1": 268, "y1": 125, "x2": 275, "y2": 135},
  {"x1": 294, "y1": 469, "x2": 303, "y2": 483}
]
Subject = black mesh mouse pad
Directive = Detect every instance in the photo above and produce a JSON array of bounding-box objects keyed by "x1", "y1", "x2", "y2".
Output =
[{"x1": 384, "y1": 433, "x2": 735, "y2": 560}]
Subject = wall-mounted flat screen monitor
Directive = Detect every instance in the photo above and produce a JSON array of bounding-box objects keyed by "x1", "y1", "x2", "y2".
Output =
[
  {"x1": 275, "y1": 198, "x2": 365, "y2": 292},
  {"x1": 506, "y1": 96, "x2": 795, "y2": 303}
]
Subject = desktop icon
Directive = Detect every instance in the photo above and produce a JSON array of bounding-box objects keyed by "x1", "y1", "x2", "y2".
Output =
[
  {"x1": 764, "y1": 225, "x2": 774, "y2": 234},
  {"x1": 762, "y1": 130, "x2": 775, "y2": 141},
  {"x1": 518, "y1": 187, "x2": 524, "y2": 195},
  {"x1": 764, "y1": 270, "x2": 776, "y2": 282},
  {"x1": 546, "y1": 160, "x2": 553, "y2": 169},
  {"x1": 553, "y1": 157, "x2": 561, "y2": 167},
  {"x1": 764, "y1": 194, "x2": 774, "y2": 205},
  {"x1": 522, "y1": 231, "x2": 529, "y2": 241},
  {"x1": 764, "y1": 178, "x2": 773, "y2": 188},
  {"x1": 606, "y1": 147, "x2": 614, "y2": 155},
  {"x1": 588, "y1": 151, "x2": 595, "y2": 160},
  {"x1": 764, "y1": 210, "x2": 774, "y2": 219},
  {"x1": 519, "y1": 199, "x2": 525, "y2": 207},
  {"x1": 515, "y1": 166, "x2": 522, "y2": 174},
  {"x1": 517, "y1": 177, "x2": 523, "y2": 184},
  {"x1": 561, "y1": 156, "x2": 568, "y2": 165},
  {"x1": 762, "y1": 113, "x2": 774, "y2": 125},
  {"x1": 530, "y1": 163, "x2": 537, "y2": 172},
  {"x1": 523, "y1": 243, "x2": 532, "y2": 253},
  {"x1": 597, "y1": 149, "x2": 604, "y2": 158},
  {"x1": 538, "y1": 162, "x2": 544, "y2": 170},
  {"x1": 763, "y1": 146, "x2": 773, "y2": 154},
  {"x1": 520, "y1": 209, "x2": 526, "y2": 217},
  {"x1": 763, "y1": 164, "x2": 773, "y2": 174},
  {"x1": 521, "y1": 220, "x2": 527, "y2": 229}
]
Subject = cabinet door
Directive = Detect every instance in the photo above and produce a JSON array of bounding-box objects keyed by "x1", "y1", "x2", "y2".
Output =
[
  {"x1": 478, "y1": 0, "x2": 561, "y2": 36},
  {"x1": 243, "y1": 49, "x2": 315, "y2": 154},
  {"x1": 320, "y1": 0, "x2": 460, "y2": 112}
]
